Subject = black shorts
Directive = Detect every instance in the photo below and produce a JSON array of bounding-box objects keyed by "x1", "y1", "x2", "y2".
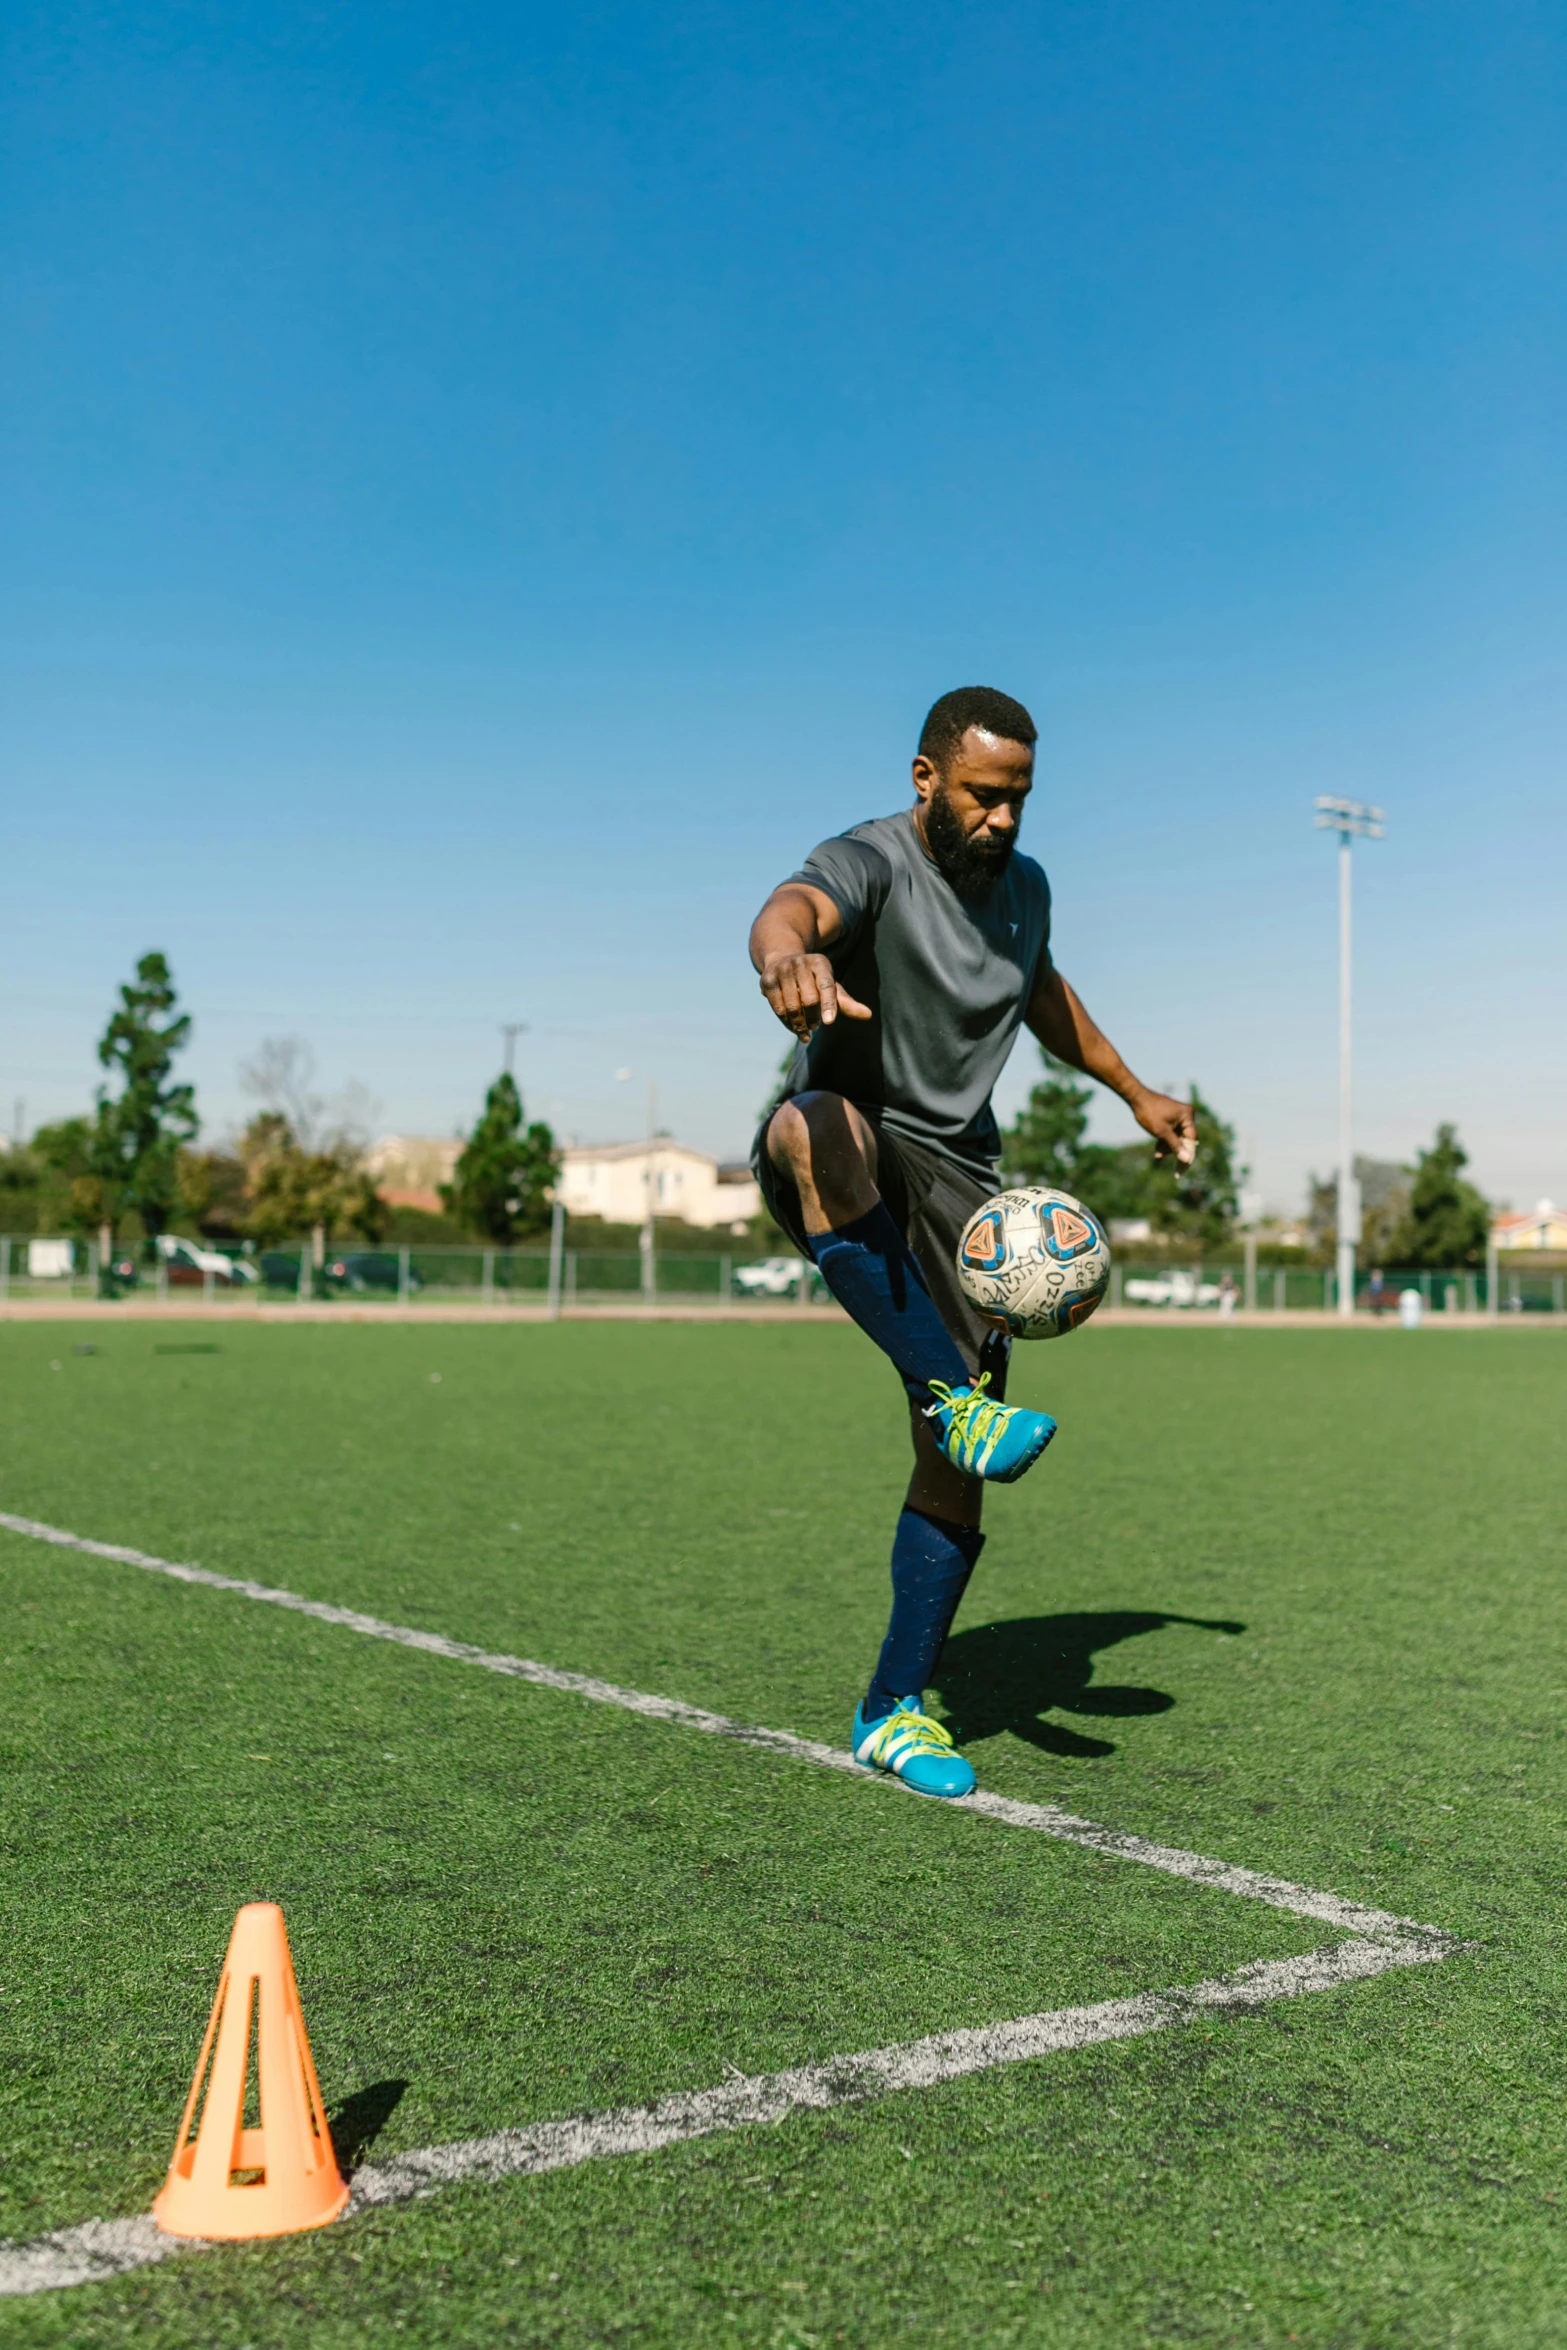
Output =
[{"x1": 753, "y1": 1106, "x2": 1011, "y2": 1399}]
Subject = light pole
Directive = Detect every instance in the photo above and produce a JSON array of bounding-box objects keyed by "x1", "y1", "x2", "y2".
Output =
[
  {"x1": 641, "y1": 1077, "x2": 657, "y2": 1302},
  {"x1": 615, "y1": 1068, "x2": 659, "y2": 1302},
  {"x1": 1314, "y1": 796, "x2": 1385, "y2": 1319}
]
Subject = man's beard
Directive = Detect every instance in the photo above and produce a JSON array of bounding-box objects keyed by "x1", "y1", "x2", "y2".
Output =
[{"x1": 923, "y1": 782, "x2": 1015, "y2": 897}]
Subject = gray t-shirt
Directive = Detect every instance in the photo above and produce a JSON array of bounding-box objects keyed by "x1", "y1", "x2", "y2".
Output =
[{"x1": 779, "y1": 808, "x2": 1052, "y2": 1172}]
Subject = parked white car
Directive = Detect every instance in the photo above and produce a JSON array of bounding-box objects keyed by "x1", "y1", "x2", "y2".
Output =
[
  {"x1": 155, "y1": 1236, "x2": 260, "y2": 1286},
  {"x1": 1123, "y1": 1270, "x2": 1223, "y2": 1309},
  {"x1": 732, "y1": 1255, "x2": 809, "y2": 1297}
]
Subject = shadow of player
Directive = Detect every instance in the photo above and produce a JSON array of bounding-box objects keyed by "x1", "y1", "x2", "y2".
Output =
[{"x1": 933, "y1": 1610, "x2": 1244, "y2": 1759}]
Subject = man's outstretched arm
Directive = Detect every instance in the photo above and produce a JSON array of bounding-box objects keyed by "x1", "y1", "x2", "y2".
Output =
[
  {"x1": 1025, "y1": 962, "x2": 1198, "y2": 1166},
  {"x1": 750, "y1": 882, "x2": 874, "y2": 1042}
]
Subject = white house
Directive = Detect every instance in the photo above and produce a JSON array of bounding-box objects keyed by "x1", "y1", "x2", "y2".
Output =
[{"x1": 557, "y1": 1140, "x2": 760, "y2": 1231}]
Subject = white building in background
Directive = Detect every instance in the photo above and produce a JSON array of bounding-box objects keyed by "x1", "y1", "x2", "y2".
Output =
[
  {"x1": 556, "y1": 1141, "x2": 761, "y2": 1231},
  {"x1": 366, "y1": 1131, "x2": 761, "y2": 1229}
]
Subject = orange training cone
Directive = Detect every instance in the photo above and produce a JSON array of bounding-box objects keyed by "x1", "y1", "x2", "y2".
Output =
[{"x1": 152, "y1": 1902, "x2": 349, "y2": 2240}]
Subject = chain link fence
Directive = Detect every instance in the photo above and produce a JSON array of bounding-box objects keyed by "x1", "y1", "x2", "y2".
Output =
[
  {"x1": 0, "y1": 1236, "x2": 830, "y2": 1308},
  {"x1": 2, "y1": 1234, "x2": 1563, "y2": 1316},
  {"x1": 1111, "y1": 1262, "x2": 1567, "y2": 1314}
]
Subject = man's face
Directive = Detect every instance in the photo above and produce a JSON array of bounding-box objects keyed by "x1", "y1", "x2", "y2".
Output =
[{"x1": 912, "y1": 728, "x2": 1034, "y2": 895}]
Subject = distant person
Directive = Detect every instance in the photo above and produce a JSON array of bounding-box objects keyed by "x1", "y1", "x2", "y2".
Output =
[
  {"x1": 749, "y1": 686, "x2": 1196, "y2": 1798},
  {"x1": 1368, "y1": 1266, "x2": 1387, "y2": 1315},
  {"x1": 1217, "y1": 1270, "x2": 1239, "y2": 1319}
]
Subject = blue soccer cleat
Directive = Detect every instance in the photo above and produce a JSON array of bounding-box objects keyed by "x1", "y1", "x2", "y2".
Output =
[
  {"x1": 852, "y1": 1696, "x2": 977, "y2": 1798},
  {"x1": 924, "y1": 1374, "x2": 1057, "y2": 1483}
]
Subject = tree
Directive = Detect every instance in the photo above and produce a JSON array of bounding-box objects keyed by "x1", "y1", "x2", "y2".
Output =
[
  {"x1": 91, "y1": 952, "x2": 199, "y2": 1240},
  {"x1": 1390, "y1": 1125, "x2": 1489, "y2": 1268},
  {"x1": 1003, "y1": 1052, "x2": 1239, "y2": 1246},
  {"x1": 1001, "y1": 1052, "x2": 1140, "y2": 1211},
  {"x1": 177, "y1": 1146, "x2": 251, "y2": 1240},
  {"x1": 442, "y1": 1073, "x2": 559, "y2": 1243},
  {"x1": 31, "y1": 1118, "x2": 105, "y2": 1238},
  {"x1": 1004, "y1": 1057, "x2": 1099, "y2": 1190},
  {"x1": 237, "y1": 1115, "x2": 388, "y2": 1248},
  {"x1": 335, "y1": 1162, "x2": 390, "y2": 1245},
  {"x1": 0, "y1": 1141, "x2": 45, "y2": 1235},
  {"x1": 240, "y1": 1037, "x2": 325, "y2": 1149},
  {"x1": 1141, "y1": 1084, "x2": 1239, "y2": 1248},
  {"x1": 239, "y1": 1037, "x2": 381, "y2": 1157},
  {"x1": 235, "y1": 1118, "x2": 316, "y2": 1247}
]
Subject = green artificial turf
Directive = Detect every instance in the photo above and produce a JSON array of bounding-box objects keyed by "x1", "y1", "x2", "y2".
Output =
[{"x1": 0, "y1": 1318, "x2": 1565, "y2": 2346}]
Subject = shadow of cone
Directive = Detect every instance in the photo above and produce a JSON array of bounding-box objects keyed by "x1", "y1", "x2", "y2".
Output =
[{"x1": 153, "y1": 1902, "x2": 350, "y2": 2240}]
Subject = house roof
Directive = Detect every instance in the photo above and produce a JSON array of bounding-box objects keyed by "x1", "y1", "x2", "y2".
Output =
[{"x1": 1491, "y1": 1201, "x2": 1567, "y2": 1246}]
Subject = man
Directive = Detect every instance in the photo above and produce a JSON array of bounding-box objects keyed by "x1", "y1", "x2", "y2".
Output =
[{"x1": 749, "y1": 685, "x2": 1196, "y2": 1799}]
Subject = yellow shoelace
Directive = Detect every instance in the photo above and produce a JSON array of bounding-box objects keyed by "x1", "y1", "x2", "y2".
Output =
[
  {"x1": 925, "y1": 1372, "x2": 1009, "y2": 1473},
  {"x1": 864, "y1": 1705, "x2": 956, "y2": 1765}
]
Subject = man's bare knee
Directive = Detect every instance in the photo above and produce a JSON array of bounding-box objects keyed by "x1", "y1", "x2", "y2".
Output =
[
  {"x1": 764, "y1": 1095, "x2": 814, "y2": 1175},
  {"x1": 766, "y1": 1091, "x2": 844, "y2": 1167},
  {"x1": 767, "y1": 1091, "x2": 880, "y2": 1231},
  {"x1": 767, "y1": 1091, "x2": 873, "y2": 1176}
]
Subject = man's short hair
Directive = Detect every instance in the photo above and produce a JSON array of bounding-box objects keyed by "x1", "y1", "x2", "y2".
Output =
[{"x1": 918, "y1": 685, "x2": 1037, "y2": 769}]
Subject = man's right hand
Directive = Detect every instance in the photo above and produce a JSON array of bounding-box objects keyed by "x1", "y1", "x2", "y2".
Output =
[
  {"x1": 1128, "y1": 1084, "x2": 1199, "y2": 1166},
  {"x1": 759, "y1": 951, "x2": 873, "y2": 1041}
]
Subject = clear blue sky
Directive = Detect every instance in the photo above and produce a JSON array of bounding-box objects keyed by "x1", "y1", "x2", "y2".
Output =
[{"x1": 3, "y1": 0, "x2": 1562, "y2": 1212}]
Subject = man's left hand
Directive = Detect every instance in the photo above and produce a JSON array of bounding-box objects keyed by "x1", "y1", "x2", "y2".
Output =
[{"x1": 1130, "y1": 1087, "x2": 1198, "y2": 1166}]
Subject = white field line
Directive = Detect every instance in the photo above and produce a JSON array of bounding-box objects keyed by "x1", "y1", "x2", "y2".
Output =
[
  {"x1": 0, "y1": 1507, "x2": 1466, "y2": 2300},
  {"x1": 0, "y1": 1507, "x2": 1449, "y2": 1948},
  {"x1": 0, "y1": 1931, "x2": 1450, "y2": 2297}
]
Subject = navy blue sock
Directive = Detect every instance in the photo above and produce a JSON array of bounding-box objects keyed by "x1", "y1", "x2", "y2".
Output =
[
  {"x1": 807, "y1": 1204, "x2": 970, "y2": 1405},
  {"x1": 863, "y1": 1507, "x2": 986, "y2": 1723}
]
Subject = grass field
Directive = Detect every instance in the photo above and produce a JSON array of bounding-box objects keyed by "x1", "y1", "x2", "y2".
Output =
[{"x1": 1, "y1": 1319, "x2": 1566, "y2": 2346}]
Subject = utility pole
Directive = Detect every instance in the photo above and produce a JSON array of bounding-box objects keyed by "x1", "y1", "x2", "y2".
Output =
[
  {"x1": 500, "y1": 1022, "x2": 527, "y2": 1077},
  {"x1": 1314, "y1": 797, "x2": 1385, "y2": 1320}
]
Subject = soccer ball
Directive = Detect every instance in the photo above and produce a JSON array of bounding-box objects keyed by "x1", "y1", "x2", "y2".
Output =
[{"x1": 954, "y1": 1187, "x2": 1111, "y2": 1340}]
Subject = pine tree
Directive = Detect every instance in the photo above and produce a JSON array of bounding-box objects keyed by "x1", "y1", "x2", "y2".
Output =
[
  {"x1": 91, "y1": 953, "x2": 199, "y2": 1240},
  {"x1": 1392, "y1": 1125, "x2": 1489, "y2": 1267},
  {"x1": 442, "y1": 1073, "x2": 559, "y2": 1244}
]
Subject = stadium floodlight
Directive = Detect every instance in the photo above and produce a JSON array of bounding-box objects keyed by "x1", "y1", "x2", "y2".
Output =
[
  {"x1": 1314, "y1": 796, "x2": 1385, "y2": 841},
  {"x1": 1314, "y1": 797, "x2": 1387, "y2": 1318}
]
